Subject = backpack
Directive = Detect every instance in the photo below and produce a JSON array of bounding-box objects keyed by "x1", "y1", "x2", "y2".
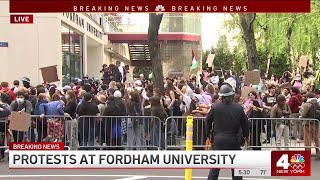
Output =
[
  {"x1": 306, "y1": 102, "x2": 320, "y2": 120},
  {"x1": 0, "y1": 104, "x2": 10, "y2": 118}
]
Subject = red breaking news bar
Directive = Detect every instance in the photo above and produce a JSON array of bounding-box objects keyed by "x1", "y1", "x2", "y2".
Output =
[
  {"x1": 10, "y1": 0, "x2": 311, "y2": 13},
  {"x1": 9, "y1": 142, "x2": 64, "y2": 150}
]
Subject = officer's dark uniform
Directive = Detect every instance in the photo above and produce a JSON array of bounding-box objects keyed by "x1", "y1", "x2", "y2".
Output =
[{"x1": 206, "y1": 83, "x2": 249, "y2": 180}]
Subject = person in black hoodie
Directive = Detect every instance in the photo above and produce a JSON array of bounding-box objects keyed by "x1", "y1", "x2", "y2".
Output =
[
  {"x1": 63, "y1": 90, "x2": 77, "y2": 148},
  {"x1": 102, "y1": 95, "x2": 123, "y2": 149},
  {"x1": 126, "y1": 91, "x2": 144, "y2": 150},
  {"x1": 63, "y1": 90, "x2": 77, "y2": 119},
  {"x1": 247, "y1": 100, "x2": 264, "y2": 150},
  {"x1": 76, "y1": 93, "x2": 100, "y2": 149},
  {"x1": 150, "y1": 96, "x2": 167, "y2": 150}
]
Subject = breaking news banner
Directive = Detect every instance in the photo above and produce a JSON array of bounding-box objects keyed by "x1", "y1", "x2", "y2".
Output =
[
  {"x1": 9, "y1": 0, "x2": 310, "y2": 13},
  {"x1": 9, "y1": 143, "x2": 311, "y2": 176}
]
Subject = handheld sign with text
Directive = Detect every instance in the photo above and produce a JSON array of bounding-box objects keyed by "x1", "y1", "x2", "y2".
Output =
[
  {"x1": 206, "y1": 54, "x2": 215, "y2": 67},
  {"x1": 40, "y1": 65, "x2": 59, "y2": 83},
  {"x1": 299, "y1": 56, "x2": 308, "y2": 68},
  {"x1": 9, "y1": 112, "x2": 31, "y2": 131},
  {"x1": 244, "y1": 71, "x2": 260, "y2": 85}
]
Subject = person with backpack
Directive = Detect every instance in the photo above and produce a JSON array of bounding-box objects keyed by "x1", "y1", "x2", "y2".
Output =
[
  {"x1": 126, "y1": 91, "x2": 145, "y2": 150},
  {"x1": 247, "y1": 100, "x2": 264, "y2": 150},
  {"x1": 301, "y1": 92, "x2": 320, "y2": 158},
  {"x1": 270, "y1": 95, "x2": 292, "y2": 150},
  {"x1": 76, "y1": 93, "x2": 100, "y2": 149},
  {"x1": 1, "y1": 82, "x2": 15, "y2": 104}
]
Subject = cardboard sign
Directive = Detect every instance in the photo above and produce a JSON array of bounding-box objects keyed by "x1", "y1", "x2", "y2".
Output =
[
  {"x1": 279, "y1": 82, "x2": 292, "y2": 89},
  {"x1": 241, "y1": 86, "x2": 258, "y2": 99},
  {"x1": 206, "y1": 54, "x2": 215, "y2": 67},
  {"x1": 299, "y1": 56, "x2": 308, "y2": 67},
  {"x1": 9, "y1": 112, "x2": 31, "y2": 131},
  {"x1": 40, "y1": 65, "x2": 59, "y2": 83},
  {"x1": 183, "y1": 67, "x2": 190, "y2": 80},
  {"x1": 168, "y1": 71, "x2": 183, "y2": 79},
  {"x1": 244, "y1": 71, "x2": 260, "y2": 85}
]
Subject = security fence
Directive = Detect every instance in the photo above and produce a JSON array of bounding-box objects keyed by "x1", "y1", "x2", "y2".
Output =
[
  {"x1": 1, "y1": 116, "x2": 320, "y2": 153},
  {"x1": 248, "y1": 118, "x2": 320, "y2": 152},
  {"x1": 164, "y1": 116, "x2": 207, "y2": 150}
]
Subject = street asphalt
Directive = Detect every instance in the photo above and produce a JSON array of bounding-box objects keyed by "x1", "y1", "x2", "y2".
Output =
[{"x1": 0, "y1": 157, "x2": 319, "y2": 180}]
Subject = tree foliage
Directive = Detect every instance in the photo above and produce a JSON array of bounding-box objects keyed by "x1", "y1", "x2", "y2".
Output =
[
  {"x1": 133, "y1": 67, "x2": 152, "y2": 79},
  {"x1": 221, "y1": 1, "x2": 320, "y2": 76},
  {"x1": 202, "y1": 35, "x2": 246, "y2": 74}
]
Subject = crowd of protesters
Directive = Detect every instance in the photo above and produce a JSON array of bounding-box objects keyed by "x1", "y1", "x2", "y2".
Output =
[
  {"x1": 202, "y1": 68, "x2": 319, "y2": 157},
  {"x1": 0, "y1": 61, "x2": 320, "y2": 160}
]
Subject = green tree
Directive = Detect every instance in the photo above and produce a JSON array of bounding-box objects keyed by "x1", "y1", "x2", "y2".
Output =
[
  {"x1": 201, "y1": 49, "x2": 210, "y2": 70},
  {"x1": 238, "y1": 13, "x2": 259, "y2": 70},
  {"x1": 133, "y1": 67, "x2": 152, "y2": 79},
  {"x1": 148, "y1": 13, "x2": 164, "y2": 91},
  {"x1": 214, "y1": 35, "x2": 233, "y2": 71}
]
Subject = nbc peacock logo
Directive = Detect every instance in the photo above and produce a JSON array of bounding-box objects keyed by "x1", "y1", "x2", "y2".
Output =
[{"x1": 289, "y1": 154, "x2": 305, "y2": 173}]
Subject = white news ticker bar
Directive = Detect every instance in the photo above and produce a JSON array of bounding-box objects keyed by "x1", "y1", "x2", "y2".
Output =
[
  {"x1": 234, "y1": 168, "x2": 271, "y2": 176},
  {"x1": 9, "y1": 151, "x2": 271, "y2": 169}
]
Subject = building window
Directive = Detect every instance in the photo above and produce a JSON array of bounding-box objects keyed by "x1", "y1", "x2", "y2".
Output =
[{"x1": 61, "y1": 24, "x2": 83, "y2": 85}]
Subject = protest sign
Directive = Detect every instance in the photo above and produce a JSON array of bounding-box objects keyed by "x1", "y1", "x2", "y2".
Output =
[
  {"x1": 40, "y1": 65, "x2": 59, "y2": 83},
  {"x1": 244, "y1": 71, "x2": 260, "y2": 85},
  {"x1": 9, "y1": 112, "x2": 31, "y2": 131}
]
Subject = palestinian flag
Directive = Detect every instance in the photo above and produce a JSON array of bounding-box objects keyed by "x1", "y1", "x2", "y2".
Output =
[{"x1": 190, "y1": 49, "x2": 198, "y2": 70}]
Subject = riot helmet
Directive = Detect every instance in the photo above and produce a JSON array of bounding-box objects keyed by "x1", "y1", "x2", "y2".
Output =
[
  {"x1": 218, "y1": 82, "x2": 235, "y2": 97},
  {"x1": 21, "y1": 77, "x2": 31, "y2": 88}
]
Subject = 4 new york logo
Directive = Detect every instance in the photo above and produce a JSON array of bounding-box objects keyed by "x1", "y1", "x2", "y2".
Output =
[{"x1": 276, "y1": 154, "x2": 305, "y2": 174}]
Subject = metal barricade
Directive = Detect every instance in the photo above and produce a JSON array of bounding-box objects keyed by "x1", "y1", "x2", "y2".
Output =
[
  {"x1": 25, "y1": 115, "x2": 72, "y2": 149},
  {"x1": 165, "y1": 116, "x2": 206, "y2": 150},
  {"x1": 0, "y1": 115, "x2": 72, "y2": 158},
  {"x1": 249, "y1": 118, "x2": 320, "y2": 152},
  {"x1": 76, "y1": 116, "x2": 163, "y2": 150},
  {"x1": 0, "y1": 117, "x2": 8, "y2": 159}
]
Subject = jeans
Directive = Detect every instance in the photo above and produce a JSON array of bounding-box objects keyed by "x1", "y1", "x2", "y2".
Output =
[
  {"x1": 151, "y1": 124, "x2": 165, "y2": 150},
  {"x1": 275, "y1": 124, "x2": 290, "y2": 150},
  {"x1": 12, "y1": 130, "x2": 24, "y2": 142},
  {"x1": 127, "y1": 119, "x2": 145, "y2": 150}
]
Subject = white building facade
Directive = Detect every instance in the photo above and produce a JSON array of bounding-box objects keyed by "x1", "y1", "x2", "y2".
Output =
[{"x1": 0, "y1": 1, "x2": 129, "y2": 86}]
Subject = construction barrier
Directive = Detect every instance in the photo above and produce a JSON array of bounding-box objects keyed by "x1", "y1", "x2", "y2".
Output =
[
  {"x1": 249, "y1": 118, "x2": 320, "y2": 152},
  {"x1": 164, "y1": 116, "x2": 207, "y2": 150},
  {"x1": 76, "y1": 116, "x2": 163, "y2": 150}
]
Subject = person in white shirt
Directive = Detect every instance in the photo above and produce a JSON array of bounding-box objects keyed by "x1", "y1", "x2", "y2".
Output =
[
  {"x1": 224, "y1": 71, "x2": 236, "y2": 90},
  {"x1": 12, "y1": 80, "x2": 20, "y2": 93},
  {"x1": 118, "y1": 65, "x2": 124, "y2": 83},
  {"x1": 209, "y1": 72, "x2": 220, "y2": 87}
]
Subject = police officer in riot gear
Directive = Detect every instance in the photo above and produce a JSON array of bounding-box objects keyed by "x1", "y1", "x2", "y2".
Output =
[
  {"x1": 22, "y1": 77, "x2": 31, "y2": 89},
  {"x1": 206, "y1": 82, "x2": 249, "y2": 180}
]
